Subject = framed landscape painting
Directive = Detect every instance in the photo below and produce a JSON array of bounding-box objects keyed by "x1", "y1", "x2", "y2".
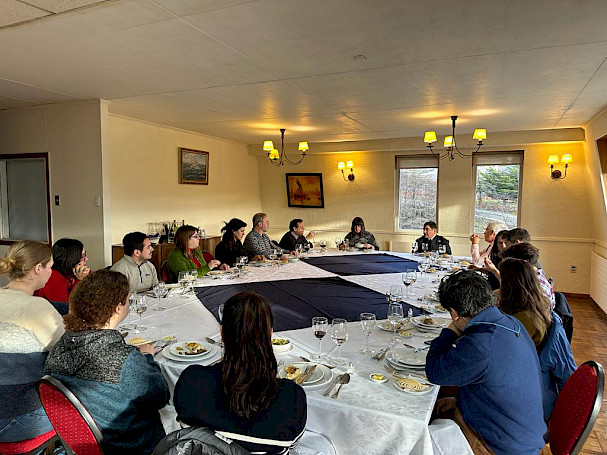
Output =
[
  {"x1": 179, "y1": 148, "x2": 209, "y2": 185},
  {"x1": 286, "y1": 173, "x2": 324, "y2": 208}
]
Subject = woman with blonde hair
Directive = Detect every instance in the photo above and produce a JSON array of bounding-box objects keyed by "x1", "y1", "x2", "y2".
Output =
[{"x1": 0, "y1": 240, "x2": 64, "y2": 443}]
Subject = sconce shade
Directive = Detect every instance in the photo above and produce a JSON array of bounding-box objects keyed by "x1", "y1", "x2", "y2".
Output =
[
  {"x1": 424, "y1": 131, "x2": 437, "y2": 143},
  {"x1": 561, "y1": 154, "x2": 572, "y2": 164},
  {"x1": 263, "y1": 140, "x2": 274, "y2": 152},
  {"x1": 547, "y1": 155, "x2": 559, "y2": 165},
  {"x1": 346, "y1": 160, "x2": 354, "y2": 169},
  {"x1": 337, "y1": 161, "x2": 345, "y2": 170},
  {"x1": 298, "y1": 141, "x2": 309, "y2": 152},
  {"x1": 473, "y1": 129, "x2": 487, "y2": 141},
  {"x1": 269, "y1": 148, "x2": 279, "y2": 160},
  {"x1": 444, "y1": 136, "x2": 454, "y2": 148}
]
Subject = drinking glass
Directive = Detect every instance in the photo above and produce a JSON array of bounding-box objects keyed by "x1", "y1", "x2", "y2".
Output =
[
  {"x1": 389, "y1": 285, "x2": 403, "y2": 303},
  {"x1": 330, "y1": 318, "x2": 348, "y2": 365},
  {"x1": 188, "y1": 269, "x2": 198, "y2": 293},
  {"x1": 388, "y1": 302, "x2": 404, "y2": 346},
  {"x1": 334, "y1": 237, "x2": 342, "y2": 248},
  {"x1": 311, "y1": 316, "x2": 328, "y2": 360},
  {"x1": 152, "y1": 282, "x2": 166, "y2": 311},
  {"x1": 294, "y1": 244, "x2": 303, "y2": 257},
  {"x1": 359, "y1": 313, "x2": 376, "y2": 355},
  {"x1": 319, "y1": 239, "x2": 327, "y2": 251},
  {"x1": 132, "y1": 295, "x2": 148, "y2": 333},
  {"x1": 120, "y1": 296, "x2": 136, "y2": 330},
  {"x1": 269, "y1": 249, "x2": 278, "y2": 265},
  {"x1": 402, "y1": 271, "x2": 413, "y2": 297},
  {"x1": 418, "y1": 261, "x2": 429, "y2": 282},
  {"x1": 421, "y1": 243, "x2": 428, "y2": 253}
]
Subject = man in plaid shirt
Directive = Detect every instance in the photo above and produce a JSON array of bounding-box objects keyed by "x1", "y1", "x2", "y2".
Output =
[{"x1": 243, "y1": 212, "x2": 282, "y2": 260}]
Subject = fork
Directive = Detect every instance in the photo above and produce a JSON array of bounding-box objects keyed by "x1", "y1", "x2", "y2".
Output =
[{"x1": 322, "y1": 374, "x2": 342, "y2": 397}]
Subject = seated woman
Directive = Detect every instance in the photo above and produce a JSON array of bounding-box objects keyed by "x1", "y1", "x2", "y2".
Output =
[
  {"x1": 344, "y1": 217, "x2": 379, "y2": 250},
  {"x1": 215, "y1": 218, "x2": 247, "y2": 267},
  {"x1": 483, "y1": 229, "x2": 508, "y2": 290},
  {"x1": 0, "y1": 240, "x2": 64, "y2": 443},
  {"x1": 36, "y1": 238, "x2": 91, "y2": 302},
  {"x1": 167, "y1": 225, "x2": 225, "y2": 283},
  {"x1": 498, "y1": 258, "x2": 576, "y2": 421},
  {"x1": 174, "y1": 292, "x2": 306, "y2": 454},
  {"x1": 44, "y1": 270, "x2": 170, "y2": 455}
]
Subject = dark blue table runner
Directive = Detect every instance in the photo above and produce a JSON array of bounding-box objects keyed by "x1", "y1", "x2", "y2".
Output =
[
  {"x1": 302, "y1": 253, "x2": 419, "y2": 276},
  {"x1": 195, "y1": 277, "x2": 427, "y2": 332}
]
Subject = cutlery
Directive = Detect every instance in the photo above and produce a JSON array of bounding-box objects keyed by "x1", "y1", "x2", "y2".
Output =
[
  {"x1": 299, "y1": 356, "x2": 336, "y2": 369},
  {"x1": 402, "y1": 343, "x2": 430, "y2": 353},
  {"x1": 295, "y1": 365, "x2": 316, "y2": 385},
  {"x1": 120, "y1": 331, "x2": 129, "y2": 338},
  {"x1": 372, "y1": 346, "x2": 388, "y2": 361},
  {"x1": 331, "y1": 373, "x2": 351, "y2": 399},
  {"x1": 378, "y1": 347, "x2": 390, "y2": 361},
  {"x1": 384, "y1": 365, "x2": 428, "y2": 381},
  {"x1": 322, "y1": 374, "x2": 343, "y2": 397},
  {"x1": 205, "y1": 337, "x2": 224, "y2": 347}
]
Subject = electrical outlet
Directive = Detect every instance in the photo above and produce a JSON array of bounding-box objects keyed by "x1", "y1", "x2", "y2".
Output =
[{"x1": 570, "y1": 265, "x2": 577, "y2": 273}]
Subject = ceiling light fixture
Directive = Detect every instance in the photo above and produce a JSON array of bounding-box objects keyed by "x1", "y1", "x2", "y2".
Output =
[
  {"x1": 263, "y1": 129, "x2": 308, "y2": 166},
  {"x1": 423, "y1": 115, "x2": 486, "y2": 160}
]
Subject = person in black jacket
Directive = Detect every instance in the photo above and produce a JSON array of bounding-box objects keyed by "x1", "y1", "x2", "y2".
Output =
[
  {"x1": 214, "y1": 219, "x2": 247, "y2": 266},
  {"x1": 414, "y1": 221, "x2": 451, "y2": 254},
  {"x1": 278, "y1": 219, "x2": 314, "y2": 253}
]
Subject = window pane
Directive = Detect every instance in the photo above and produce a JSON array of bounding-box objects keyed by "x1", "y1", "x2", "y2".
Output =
[
  {"x1": 398, "y1": 168, "x2": 438, "y2": 230},
  {"x1": 474, "y1": 164, "x2": 520, "y2": 232}
]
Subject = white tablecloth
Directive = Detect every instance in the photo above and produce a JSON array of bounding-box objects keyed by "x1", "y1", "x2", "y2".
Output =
[{"x1": 127, "y1": 251, "x2": 467, "y2": 455}]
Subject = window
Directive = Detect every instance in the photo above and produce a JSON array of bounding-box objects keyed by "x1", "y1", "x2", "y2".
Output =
[
  {"x1": 0, "y1": 154, "x2": 50, "y2": 244},
  {"x1": 473, "y1": 153, "x2": 523, "y2": 232},
  {"x1": 396, "y1": 156, "x2": 438, "y2": 230}
]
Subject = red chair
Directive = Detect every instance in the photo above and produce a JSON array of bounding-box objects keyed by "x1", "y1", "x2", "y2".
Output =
[
  {"x1": 38, "y1": 375, "x2": 104, "y2": 455},
  {"x1": 0, "y1": 430, "x2": 58, "y2": 455},
  {"x1": 160, "y1": 260, "x2": 169, "y2": 282},
  {"x1": 548, "y1": 360, "x2": 604, "y2": 455},
  {"x1": 202, "y1": 251, "x2": 215, "y2": 265}
]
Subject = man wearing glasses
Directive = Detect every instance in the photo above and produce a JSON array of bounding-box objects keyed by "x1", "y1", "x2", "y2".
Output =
[
  {"x1": 111, "y1": 231, "x2": 159, "y2": 292},
  {"x1": 414, "y1": 221, "x2": 452, "y2": 255}
]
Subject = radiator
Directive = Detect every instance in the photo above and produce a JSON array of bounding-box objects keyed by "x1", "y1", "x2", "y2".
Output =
[{"x1": 591, "y1": 252, "x2": 607, "y2": 314}]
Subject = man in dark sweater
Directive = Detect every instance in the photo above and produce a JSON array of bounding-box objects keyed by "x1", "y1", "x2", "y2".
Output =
[
  {"x1": 414, "y1": 221, "x2": 451, "y2": 254},
  {"x1": 426, "y1": 270, "x2": 546, "y2": 455},
  {"x1": 278, "y1": 218, "x2": 315, "y2": 253}
]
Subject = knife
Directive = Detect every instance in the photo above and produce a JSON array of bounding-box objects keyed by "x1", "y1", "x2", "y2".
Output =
[{"x1": 295, "y1": 365, "x2": 316, "y2": 385}]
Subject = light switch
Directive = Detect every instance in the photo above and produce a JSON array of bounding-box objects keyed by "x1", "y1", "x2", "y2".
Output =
[{"x1": 94, "y1": 196, "x2": 101, "y2": 207}]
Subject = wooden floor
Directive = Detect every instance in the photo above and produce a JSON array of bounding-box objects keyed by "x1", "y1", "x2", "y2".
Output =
[{"x1": 568, "y1": 294, "x2": 607, "y2": 455}]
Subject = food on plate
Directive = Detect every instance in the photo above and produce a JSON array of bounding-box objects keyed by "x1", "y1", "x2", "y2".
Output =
[
  {"x1": 427, "y1": 267, "x2": 437, "y2": 272},
  {"x1": 284, "y1": 364, "x2": 302, "y2": 380},
  {"x1": 423, "y1": 317, "x2": 438, "y2": 325},
  {"x1": 183, "y1": 342, "x2": 207, "y2": 355},
  {"x1": 272, "y1": 338, "x2": 290, "y2": 346},
  {"x1": 280, "y1": 257, "x2": 288, "y2": 264},
  {"x1": 435, "y1": 305, "x2": 447, "y2": 312},
  {"x1": 441, "y1": 253, "x2": 450, "y2": 258},
  {"x1": 128, "y1": 337, "x2": 148, "y2": 346},
  {"x1": 396, "y1": 378, "x2": 429, "y2": 391},
  {"x1": 371, "y1": 373, "x2": 385, "y2": 381},
  {"x1": 398, "y1": 331, "x2": 413, "y2": 337}
]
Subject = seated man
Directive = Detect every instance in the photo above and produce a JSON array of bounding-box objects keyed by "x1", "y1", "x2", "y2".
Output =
[
  {"x1": 502, "y1": 227, "x2": 531, "y2": 247},
  {"x1": 243, "y1": 213, "x2": 285, "y2": 260},
  {"x1": 426, "y1": 270, "x2": 546, "y2": 455},
  {"x1": 469, "y1": 221, "x2": 507, "y2": 267},
  {"x1": 110, "y1": 232, "x2": 158, "y2": 292},
  {"x1": 415, "y1": 221, "x2": 451, "y2": 254},
  {"x1": 279, "y1": 218, "x2": 314, "y2": 252}
]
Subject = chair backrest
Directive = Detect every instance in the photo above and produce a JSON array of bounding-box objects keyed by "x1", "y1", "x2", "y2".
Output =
[
  {"x1": 549, "y1": 361, "x2": 604, "y2": 455},
  {"x1": 161, "y1": 260, "x2": 168, "y2": 282},
  {"x1": 38, "y1": 375, "x2": 104, "y2": 455},
  {"x1": 202, "y1": 251, "x2": 215, "y2": 264},
  {"x1": 0, "y1": 430, "x2": 58, "y2": 455}
]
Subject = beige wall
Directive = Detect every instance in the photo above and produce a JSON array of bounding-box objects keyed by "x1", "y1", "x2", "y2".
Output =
[
  {"x1": 257, "y1": 139, "x2": 593, "y2": 293},
  {"x1": 107, "y1": 115, "x2": 262, "y2": 249},
  {"x1": 0, "y1": 100, "x2": 108, "y2": 269}
]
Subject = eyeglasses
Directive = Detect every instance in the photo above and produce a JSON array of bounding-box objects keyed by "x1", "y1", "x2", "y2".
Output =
[{"x1": 190, "y1": 235, "x2": 201, "y2": 239}]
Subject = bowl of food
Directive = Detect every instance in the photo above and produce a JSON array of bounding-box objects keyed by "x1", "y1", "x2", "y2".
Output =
[{"x1": 271, "y1": 337, "x2": 292, "y2": 353}]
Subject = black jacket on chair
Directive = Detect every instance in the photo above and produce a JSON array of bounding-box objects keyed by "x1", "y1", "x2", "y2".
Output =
[{"x1": 153, "y1": 427, "x2": 250, "y2": 455}]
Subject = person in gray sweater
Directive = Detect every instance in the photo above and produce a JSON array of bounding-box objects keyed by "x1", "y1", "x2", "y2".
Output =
[
  {"x1": 45, "y1": 270, "x2": 169, "y2": 455},
  {"x1": 111, "y1": 231, "x2": 159, "y2": 292}
]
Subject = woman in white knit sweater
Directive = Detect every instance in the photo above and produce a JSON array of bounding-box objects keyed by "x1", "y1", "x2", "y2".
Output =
[{"x1": 0, "y1": 240, "x2": 64, "y2": 442}]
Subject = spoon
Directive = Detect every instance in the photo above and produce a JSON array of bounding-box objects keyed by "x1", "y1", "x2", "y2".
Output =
[{"x1": 331, "y1": 373, "x2": 351, "y2": 399}]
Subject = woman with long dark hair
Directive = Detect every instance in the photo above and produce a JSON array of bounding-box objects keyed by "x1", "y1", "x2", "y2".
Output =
[
  {"x1": 344, "y1": 217, "x2": 379, "y2": 250},
  {"x1": 484, "y1": 229, "x2": 509, "y2": 290},
  {"x1": 214, "y1": 218, "x2": 247, "y2": 266},
  {"x1": 45, "y1": 270, "x2": 170, "y2": 454},
  {"x1": 166, "y1": 225, "x2": 222, "y2": 283},
  {"x1": 36, "y1": 238, "x2": 90, "y2": 302},
  {"x1": 174, "y1": 292, "x2": 306, "y2": 454}
]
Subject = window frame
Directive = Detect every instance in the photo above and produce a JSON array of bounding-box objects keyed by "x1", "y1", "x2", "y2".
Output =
[
  {"x1": 0, "y1": 153, "x2": 51, "y2": 246},
  {"x1": 471, "y1": 151, "x2": 524, "y2": 233},
  {"x1": 394, "y1": 154, "x2": 440, "y2": 232}
]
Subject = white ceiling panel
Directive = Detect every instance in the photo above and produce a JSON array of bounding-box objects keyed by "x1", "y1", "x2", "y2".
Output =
[
  {"x1": 24, "y1": 0, "x2": 108, "y2": 14},
  {"x1": 0, "y1": 0, "x2": 48, "y2": 27},
  {"x1": 153, "y1": 0, "x2": 256, "y2": 17}
]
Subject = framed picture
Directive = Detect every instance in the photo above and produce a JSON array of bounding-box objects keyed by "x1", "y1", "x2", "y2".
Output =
[
  {"x1": 179, "y1": 148, "x2": 209, "y2": 185},
  {"x1": 286, "y1": 173, "x2": 325, "y2": 208}
]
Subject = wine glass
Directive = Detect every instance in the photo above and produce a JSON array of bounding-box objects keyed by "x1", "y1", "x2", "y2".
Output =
[
  {"x1": 388, "y1": 302, "x2": 404, "y2": 346},
  {"x1": 359, "y1": 313, "x2": 376, "y2": 355},
  {"x1": 330, "y1": 318, "x2": 348, "y2": 365},
  {"x1": 120, "y1": 295, "x2": 136, "y2": 330},
  {"x1": 319, "y1": 239, "x2": 327, "y2": 251},
  {"x1": 311, "y1": 316, "x2": 328, "y2": 360},
  {"x1": 411, "y1": 242, "x2": 418, "y2": 254},
  {"x1": 389, "y1": 285, "x2": 403, "y2": 303},
  {"x1": 152, "y1": 282, "x2": 166, "y2": 311},
  {"x1": 421, "y1": 243, "x2": 428, "y2": 253},
  {"x1": 188, "y1": 269, "x2": 198, "y2": 293},
  {"x1": 334, "y1": 236, "x2": 342, "y2": 248},
  {"x1": 269, "y1": 249, "x2": 278, "y2": 265},
  {"x1": 294, "y1": 244, "x2": 303, "y2": 258},
  {"x1": 132, "y1": 295, "x2": 148, "y2": 333},
  {"x1": 418, "y1": 261, "x2": 429, "y2": 282},
  {"x1": 402, "y1": 272, "x2": 413, "y2": 297}
]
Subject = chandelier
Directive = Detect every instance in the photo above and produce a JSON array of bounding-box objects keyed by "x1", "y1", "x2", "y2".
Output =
[
  {"x1": 423, "y1": 116, "x2": 486, "y2": 160},
  {"x1": 263, "y1": 129, "x2": 309, "y2": 166}
]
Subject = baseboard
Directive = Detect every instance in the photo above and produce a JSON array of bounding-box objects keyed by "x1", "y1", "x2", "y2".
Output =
[{"x1": 562, "y1": 292, "x2": 591, "y2": 299}]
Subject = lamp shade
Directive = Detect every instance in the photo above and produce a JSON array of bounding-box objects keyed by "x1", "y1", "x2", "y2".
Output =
[
  {"x1": 547, "y1": 155, "x2": 559, "y2": 165},
  {"x1": 444, "y1": 136, "x2": 454, "y2": 148},
  {"x1": 561, "y1": 154, "x2": 573, "y2": 164},
  {"x1": 337, "y1": 161, "x2": 345, "y2": 170},
  {"x1": 269, "y1": 148, "x2": 279, "y2": 160},
  {"x1": 298, "y1": 141, "x2": 309, "y2": 152},
  {"x1": 346, "y1": 160, "x2": 354, "y2": 169},
  {"x1": 424, "y1": 131, "x2": 437, "y2": 143},
  {"x1": 263, "y1": 140, "x2": 274, "y2": 152},
  {"x1": 473, "y1": 129, "x2": 487, "y2": 141}
]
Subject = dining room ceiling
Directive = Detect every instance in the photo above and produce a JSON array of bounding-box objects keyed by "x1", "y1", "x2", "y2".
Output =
[{"x1": 2, "y1": 0, "x2": 607, "y2": 144}]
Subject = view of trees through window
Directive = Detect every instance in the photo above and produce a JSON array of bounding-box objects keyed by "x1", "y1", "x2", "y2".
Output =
[
  {"x1": 398, "y1": 168, "x2": 438, "y2": 230},
  {"x1": 474, "y1": 164, "x2": 520, "y2": 231}
]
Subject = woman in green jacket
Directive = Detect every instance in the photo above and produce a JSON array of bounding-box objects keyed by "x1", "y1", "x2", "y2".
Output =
[{"x1": 166, "y1": 225, "x2": 222, "y2": 283}]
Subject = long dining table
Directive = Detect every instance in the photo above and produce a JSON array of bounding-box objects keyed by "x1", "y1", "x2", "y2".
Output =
[{"x1": 127, "y1": 249, "x2": 465, "y2": 455}]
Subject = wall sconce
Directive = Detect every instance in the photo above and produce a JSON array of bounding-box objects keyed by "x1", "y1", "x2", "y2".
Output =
[
  {"x1": 338, "y1": 160, "x2": 355, "y2": 181},
  {"x1": 548, "y1": 154, "x2": 572, "y2": 179}
]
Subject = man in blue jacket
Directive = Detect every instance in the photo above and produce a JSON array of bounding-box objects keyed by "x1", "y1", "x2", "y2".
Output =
[{"x1": 426, "y1": 270, "x2": 546, "y2": 455}]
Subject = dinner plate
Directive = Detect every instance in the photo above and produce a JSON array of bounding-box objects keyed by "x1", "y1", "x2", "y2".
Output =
[
  {"x1": 392, "y1": 379, "x2": 434, "y2": 395},
  {"x1": 387, "y1": 347, "x2": 427, "y2": 367},
  {"x1": 377, "y1": 321, "x2": 406, "y2": 332},
  {"x1": 162, "y1": 343, "x2": 218, "y2": 362},
  {"x1": 207, "y1": 270, "x2": 230, "y2": 277},
  {"x1": 412, "y1": 316, "x2": 450, "y2": 328},
  {"x1": 168, "y1": 341, "x2": 215, "y2": 360},
  {"x1": 278, "y1": 362, "x2": 326, "y2": 386},
  {"x1": 386, "y1": 357, "x2": 426, "y2": 372}
]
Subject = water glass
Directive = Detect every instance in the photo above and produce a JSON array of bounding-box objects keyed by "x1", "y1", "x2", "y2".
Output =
[
  {"x1": 334, "y1": 237, "x2": 342, "y2": 248},
  {"x1": 389, "y1": 285, "x2": 403, "y2": 303},
  {"x1": 388, "y1": 302, "x2": 404, "y2": 346},
  {"x1": 402, "y1": 271, "x2": 413, "y2": 297},
  {"x1": 131, "y1": 295, "x2": 148, "y2": 333},
  {"x1": 439, "y1": 244, "x2": 447, "y2": 255},
  {"x1": 411, "y1": 242, "x2": 418, "y2": 254},
  {"x1": 359, "y1": 313, "x2": 376, "y2": 355},
  {"x1": 421, "y1": 243, "x2": 428, "y2": 253},
  {"x1": 330, "y1": 318, "x2": 348, "y2": 365},
  {"x1": 311, "y1": 316, "x2": 328, "y2": 360},
  {"x1": 153, "y1": 282, "x2": 166, "y2": 311}
]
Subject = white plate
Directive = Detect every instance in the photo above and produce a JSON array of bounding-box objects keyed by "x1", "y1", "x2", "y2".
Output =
[
  {"x1": 387, "y1": 347, "x2": 427, "y2": 367},
  {"x1": 386, "y1": 356, "x2": 426, "y2": 371},
  {"x1": 278, "y1": 363, "x2": 326, "y2": 386},
  {"x1": 162, "y1": 343, "x2": 218, "y2": 362},
  {"x1": 288, "y1": 257, "x2": 299, "y2": 263},
  {"x1": 412, "y1": 316, "x2": 450, "y2": 328},
  {"x1": 168, "y1": 341, "x2": 215, "y2": 359},
  {"x1": 250, "y1": 261, "x2": 271, "y2": 267},
  {"x1": 377, "y1": 321, "x2": 407, "y2": 332},
  {"x1": 392, "y1": 379, "x2": 434, "y2": 395}
]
